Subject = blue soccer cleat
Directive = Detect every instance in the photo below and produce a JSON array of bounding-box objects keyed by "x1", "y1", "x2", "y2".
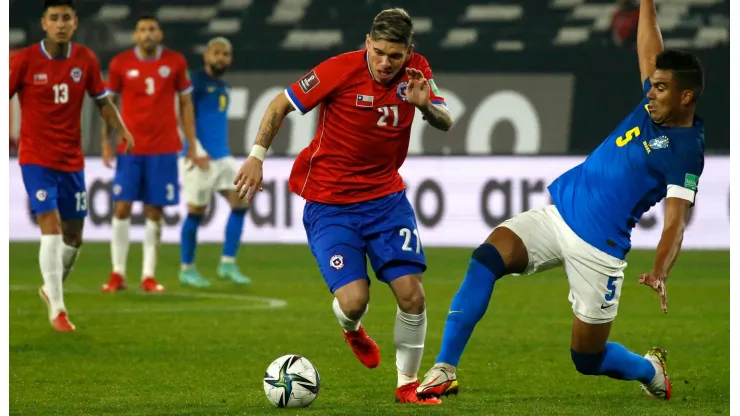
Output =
[{"x1": 217, "y1": 262, "x2": 252, "y2": 285}]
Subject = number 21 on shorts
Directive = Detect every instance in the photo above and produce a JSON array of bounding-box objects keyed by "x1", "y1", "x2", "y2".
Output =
[{"x1": 399, "y1": 227, "x2": 421, "y2": 254}]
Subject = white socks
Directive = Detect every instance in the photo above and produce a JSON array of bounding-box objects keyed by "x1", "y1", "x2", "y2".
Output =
[
  {"x1": 332, "y1": 297, "x2": 366, "y2": 332},
  {"x1": 142, "y1": 218, "x2": 162, "y2": 279},
  {"x1": 39, "y1": 235, "x2": 65, "y2": 318},
  {"x1": 394, "y1": 307, "x2": 427, "y2": 387},
  {"x1": 61, "y1": 243, "x2": 80, "y2": 282},
  {"x1": 111, "y1": 217, "x2": 130, "y2": 275}
]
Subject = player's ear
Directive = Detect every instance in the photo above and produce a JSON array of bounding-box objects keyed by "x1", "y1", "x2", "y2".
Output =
[
  {"x1": 365, "y1": 34, "x2": 371, "y2": 50},
  {"x1": 681, "y1": 89, "x2": 694, "y2": 106}
]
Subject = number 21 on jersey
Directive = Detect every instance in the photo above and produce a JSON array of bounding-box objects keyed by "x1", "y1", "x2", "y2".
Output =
[{"x1": 616, "y1": 126, "x2": 640, "y2": 147}]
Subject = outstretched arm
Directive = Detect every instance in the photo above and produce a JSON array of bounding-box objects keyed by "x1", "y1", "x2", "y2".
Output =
[
  {"x1": 420, "y1": 102, "x2": 453, "y2": 132},
  {"x1": 637, "y1": 0, "x2": 664, "y2": 83}
]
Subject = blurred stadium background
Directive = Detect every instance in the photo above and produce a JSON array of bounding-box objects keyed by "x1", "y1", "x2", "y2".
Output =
[{"x1": 9, "y1": 1, "x2": 730, "y2": 414}]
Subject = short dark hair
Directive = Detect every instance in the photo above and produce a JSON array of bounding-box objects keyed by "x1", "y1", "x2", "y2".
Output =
[
  {"x1": 656, "y1": 49, "x2": 704, "y2": 102},
  {"x1": 43, "y1": 0, "x2": 75, "y2": 13},
  {"x1": 135, "y1": 14, "x2": 160, "y2": 27},
  {"x1": 370, "y1": 8, "x2": 413, "y2": 47}
]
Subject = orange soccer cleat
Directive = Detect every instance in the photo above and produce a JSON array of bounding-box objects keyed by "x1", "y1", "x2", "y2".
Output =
[
  {"x1": 342, "y1": 325, "x2": 381, "y2": 369},
  {"x1": 101, "y1": 272, "x2": 127, "y2": 293},
  {"x1": 140, "y1": 277, "x2": 165, "y2": 293},
  {"x1": 395, "y1": 381, "x2": 442, "y2": 405}
]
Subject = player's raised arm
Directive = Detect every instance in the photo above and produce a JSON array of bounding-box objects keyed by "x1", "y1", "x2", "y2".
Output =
[
  {"x1": 405, "y1": 67, "x2": 453, "y2": 131},
  {"x1": 637, "y1": 0, "x2": 664, "y2": 83}
]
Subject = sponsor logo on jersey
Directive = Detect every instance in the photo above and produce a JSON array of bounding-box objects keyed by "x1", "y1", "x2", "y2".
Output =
[
  {"x1": 684, "y1": 173, "x2": 699, "y2": 191},
  {"x1": 36, "y1": 189, "x2": 47, "y2": 202},
  {"x1": 648, "y1": 136, "x2": 670, "y2": 150},
  {"x1": 355, "y1": 94, "x2": 374, "y2": 108},
  {"x1": 329, "y1": 254, "x2": 344, "y2": 270},
  {"x1": 396, "y1": 81, "x2": 408, "y2": 101},
  {"x1": 33, "y1": 74, "x2": 48, "y2": 85},
  {"x1": 159, "y1": 65, "x2": 171, "y2": 78},
  {"x1": 126, "y1": 69, "x2": 140, "y2": 79},
  {"x1": 70, "y1": 67, "x2": 83, "y2": 83},
  {"x1": 298, "y1": 70, "x2": 319, "y2": 93}
]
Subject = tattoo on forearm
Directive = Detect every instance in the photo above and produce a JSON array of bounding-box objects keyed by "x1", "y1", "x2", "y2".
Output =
[
  {"x1": 421, "y1": 104, "x2": 453, "y2": 131},
  {"x1": 255, "y1": 109, "x2": 284, "y2": 149}
]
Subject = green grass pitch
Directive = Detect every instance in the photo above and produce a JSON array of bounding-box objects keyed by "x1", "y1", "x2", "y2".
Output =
[{"x1": 9, "y1": 243, "x2": 729, "y2": 415}]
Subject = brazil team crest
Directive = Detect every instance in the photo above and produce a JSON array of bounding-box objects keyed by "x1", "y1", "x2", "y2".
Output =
[
  {"x1": 648, "y1": 136, "x2": 670, "y2": 150},
  {"x1": 70, "y1": 67, "x2": 83, "y2": 83}
]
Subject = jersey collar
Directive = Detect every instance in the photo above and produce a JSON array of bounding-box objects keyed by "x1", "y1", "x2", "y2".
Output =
[
  {"x1": 134, "y1": 45, "x2": 163, "y2": 61},
  {"x1": 39, "y1": 40, "x2": 72, "y2": 60}
]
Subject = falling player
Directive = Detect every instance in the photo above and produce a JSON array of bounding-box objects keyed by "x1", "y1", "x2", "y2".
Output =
[
  {"x1": 178, "y1": 37, "x2": 251, "y2": 288},
  {"x1": 10, "y1": 0, "x2": 133, "y2": 331},
  {"x1": 234, "y1": 8, "x2": 453, "y2": 404},
  {"x1": 101, "y1": 15, "x2": 207, "y2": 293},
  {"x1": 417, "y1": 0, "x2": 703, "y2": 401}
]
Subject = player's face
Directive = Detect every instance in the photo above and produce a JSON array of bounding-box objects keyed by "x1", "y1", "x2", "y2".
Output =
[
  {"x1": 365, "y1": 36, "x2": 411, "y2": 85},
  {"x1": 204, "y1": 43, "x2": 233, "y2": 77},
  {"x1": 646, "y1": 70, "x2": 692, "y2": 125},
  {"x1": 134, "y1": 20, "x2": 163, "y2": 52},
  {"x1": 41, "y1": 6, "x2": 78, "y2": 44}
]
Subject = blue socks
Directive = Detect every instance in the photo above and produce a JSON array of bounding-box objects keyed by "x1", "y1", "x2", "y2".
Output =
[
  {"x1": 436, "y1": 243, "x2": 507, "y2": 367},
  {"x1": 180, "y1": 213, "x2": 204, "y2": 265},
  {"x1": 571, "y1": 342, "x2": 656, "y2": 384},
  {"x1": 223, "y1": 209, "x2": 247, "y2": 258}
]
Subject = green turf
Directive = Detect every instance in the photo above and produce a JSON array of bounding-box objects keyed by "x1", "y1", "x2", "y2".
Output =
[{"x1": 9, "y1": 243, "x2": 729, "y2": 415}]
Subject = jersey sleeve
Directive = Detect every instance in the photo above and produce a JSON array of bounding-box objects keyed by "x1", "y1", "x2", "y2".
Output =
[
  {"x1": 10, "y1": 50, "x2": 27, "y2": 99},
  {"x1": 642, "y1": 77, "x2": 652, "y2": 97},
  {"x1": 653, "y1": 144, "x2": 704, "y2": 205},
  {"x1": 106, "y1": 57, "x2": 123, "y2": 95},
  {"x1": 86, "y1": 50, "x2": 108, "y2": 99},
  {"x1": 284, "y1": 57, "x2": 345, "y2": 115},
  {"x1": 419, "y1": 57, "x2": 446, "y2": 106},
  {"x1": 175, "y1": 56, "x2": 193, "y2": 95}
]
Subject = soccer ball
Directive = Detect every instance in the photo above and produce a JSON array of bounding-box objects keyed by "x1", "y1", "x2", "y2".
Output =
[{"x1": 263, "y1": 355, "x2": 320, "y2": 408}]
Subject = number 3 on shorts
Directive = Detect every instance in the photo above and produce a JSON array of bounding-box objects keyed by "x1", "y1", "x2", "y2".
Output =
[{"x1": 605, "y1": 277, "x2": 617, "y2": 301}]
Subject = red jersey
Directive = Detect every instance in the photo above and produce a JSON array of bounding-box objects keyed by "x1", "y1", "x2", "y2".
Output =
[
  {"x1": 285, "y1": 50, "x2": 446, "y2": 204},
  {"x1": 10, "y1": 42, "x2": 107, "y2": 171},
  {"x1": 107, "y1": 47, "x2": 192, "y2": 155}
]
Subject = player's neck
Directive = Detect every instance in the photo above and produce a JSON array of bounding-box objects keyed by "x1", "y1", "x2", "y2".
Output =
[
  {"x1": 205, "y1": 66, "x2": 220, "y2": 80},
  {"x1": 136, "y1": 45, "x2": 160, "y2": 60},
  {"x1": 43, "y1": 39, "x2": 70, "y2": 58},
  {"x1": 662, "y1": 111, "x2": 696, "y2": 128}
]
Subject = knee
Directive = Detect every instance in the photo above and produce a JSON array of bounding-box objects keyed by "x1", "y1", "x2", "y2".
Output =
[
  {"x1": 395, "y1": 279, "x2": 426, "y2": 315},
  {"x1": 144, "y1": 205, "x2": 163, "y2": 222},
  {"x1": 336, "y1": 291, "x2": 370, "y2": 320},
  {"x1": 571, "y1": 348, "x2": 606, "y2": 376},
  {"x1": 114, "y1": 203, "x2": 132, "y2": 219},
  {"x1": 62, "y1": 232, "x2": 83, "y2": 248}
]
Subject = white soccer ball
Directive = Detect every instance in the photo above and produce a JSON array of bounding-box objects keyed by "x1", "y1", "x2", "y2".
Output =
[{"x1": 263, "y1": 355, "x2": 320, "y2": 408}]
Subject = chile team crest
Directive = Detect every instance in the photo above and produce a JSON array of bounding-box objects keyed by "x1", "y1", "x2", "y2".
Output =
[
  {"x1": 70, "y1": 67, "x2": 83, "y2": 83},
  {"x1": 396, "y1": 81, "x2": 408, "y2": 101}
]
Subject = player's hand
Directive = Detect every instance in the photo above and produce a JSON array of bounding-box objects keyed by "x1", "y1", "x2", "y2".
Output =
[
  {"x1": 234, "y1": 156, "x2": 264, "y2": 203},
  {"x1": 638, "y1": 272, "x2": 668, "y2": 314},
  {"x1": 102, "y1": 141, "x2": 116, "y2": 168},
  {"x1": 186, "y1": 147, "x2": 210, "y2": 171},
  {"x1": 119, "y1": 129, "x2": 135, "y2": 154},
  {"x1": 405, "y1": 67, "x2": 430, "y2": 108}
]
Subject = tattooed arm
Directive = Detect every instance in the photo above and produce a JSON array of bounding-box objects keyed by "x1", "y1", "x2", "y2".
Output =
[
  {"x1": 419, "y1": 102, "x2": 453, "y2": 132},
  {"x1": 96, "y1": 95, "x2": 134, "y2": 156},
  {"x1": 253, "y1": 92, "x2": 296, "y2": 151}
]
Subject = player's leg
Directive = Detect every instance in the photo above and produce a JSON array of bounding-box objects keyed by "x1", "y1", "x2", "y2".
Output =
[
  {"x1": 57, "y1": 169, "x2": 87, "y2": 283},
  {"x1": 104, "y1": 154, "x2": 141, "y2": 292},
  {"x1": 363, "y1": 192, "x2": 438, "y2": 404},
  {"x1": 303, "y1": 202, "x2": 380, "y2": 369},
  {"x1": 564, "y1": 237, "x2": 671, "y2": 399},
  {"x1": 417, "y1": 206, "x2": 563, "y2": 399},
  {"x1": 216, "y1": 157, "x2": 251, "y2": 284},
  {"x1": 141, "y1": 153, "x2": 179, "y2": 292},
  {"x1": 20, "y1": 164, "x2": 74, "y2": 331},
  {"x1": 178, "y1": 157, "x2": 212, "y2": 288}
]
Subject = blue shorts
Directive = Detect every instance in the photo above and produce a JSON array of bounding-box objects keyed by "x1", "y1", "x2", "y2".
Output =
[
  {"x1": 113, "y1": 153, "x2": 179, "y2": 206},
  {"x1": 21, "y1": 164, "x2": 87, "y2": 220},
  {"x1": 303, "y1": 191, "x2": 426, "y2": 293}
]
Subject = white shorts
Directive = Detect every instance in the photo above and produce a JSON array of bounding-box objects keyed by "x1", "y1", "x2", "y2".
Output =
[
  {"x1": 496, "y1": 205, "x2": 628, "y2": 324},
  {"x1": 180, "y1": 156, "x2": 239, "y2": 207}
]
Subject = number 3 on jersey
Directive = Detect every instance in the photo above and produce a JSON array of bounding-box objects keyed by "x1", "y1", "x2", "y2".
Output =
[
  {"x1": 377, "y1": 105, "x2": 399, "y2": 127},
  {"x1": 145, "y1": 77, "x2": 155, "y2": 95},
  {"x1": 616, "y1": 126, "x2": 640, "y2": 147}
]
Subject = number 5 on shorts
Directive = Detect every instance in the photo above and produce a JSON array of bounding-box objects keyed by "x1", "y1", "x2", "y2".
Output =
[{"x1": 605, "y1": 277, "x2": 617, "y2": 301}]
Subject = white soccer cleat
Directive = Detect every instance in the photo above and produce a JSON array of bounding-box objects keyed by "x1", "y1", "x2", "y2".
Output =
[
  {"x1": 416, "y1": 363, "x2": 459, "y2": 399},
  {"x1": 640, "y1": 347, "x2": 672, "y2": 400}
]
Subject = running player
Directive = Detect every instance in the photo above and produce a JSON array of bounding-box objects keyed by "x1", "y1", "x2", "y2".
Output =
[
  {"x1": 234, "y1": 8, "x2": 453, "y2": 404},
  {"x1": 101, "y1": 15, "x2": 207, "y2": 293},
  {"x1": 11, "y1": 0, "x2": 133, "y2": 331},
  {"x1": 179, "y1": 37, "x2": 251, "y2": 287},
  {"x1": 417, "y1": 0, "x2": 703, "y2": 401}
]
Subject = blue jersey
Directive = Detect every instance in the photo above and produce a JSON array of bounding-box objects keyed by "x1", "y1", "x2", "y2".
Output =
[
  {"x1": 183, "y1": 70, "x2": 231, "y2": 160},
  {"x1": 549, "y1": 79, "x2": 705, "y2": 260}
]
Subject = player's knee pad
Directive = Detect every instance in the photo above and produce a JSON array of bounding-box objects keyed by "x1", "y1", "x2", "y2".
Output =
[
  {"x1": 471, "y1": 243, "x2": 507, "y2": 280},
  {"x1": 570, "y1": 348, "x2": 606, "y2": 376}
]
